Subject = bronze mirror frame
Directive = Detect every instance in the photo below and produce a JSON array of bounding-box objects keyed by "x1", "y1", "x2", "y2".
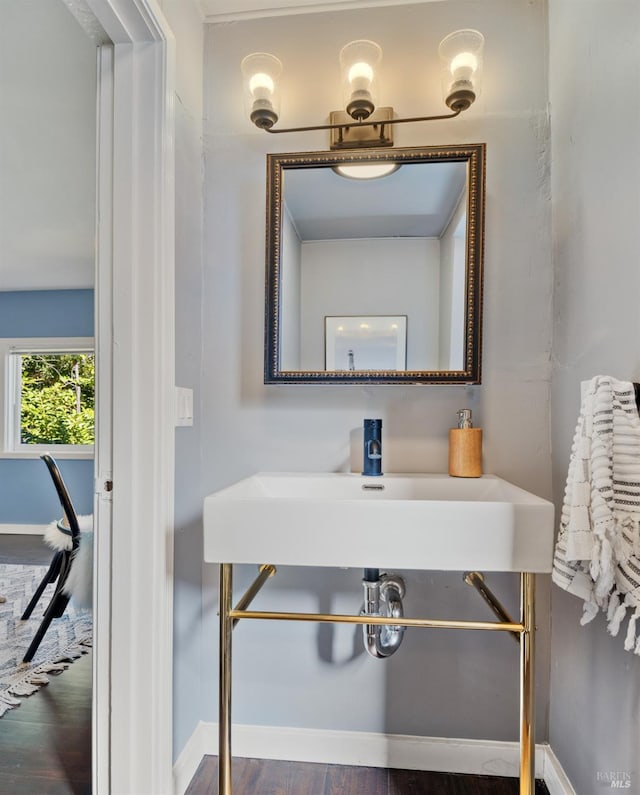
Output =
[{"x1": 264, "y1": 143, "x2": 486, "y2": 384}]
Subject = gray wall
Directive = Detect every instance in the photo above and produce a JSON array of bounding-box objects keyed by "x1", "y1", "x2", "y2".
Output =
[
  {"x1": 549, "y1": 1, "x2": 640, "y2": 792},
  {"x1": 299, "y1": 238, "x2": 439, "y2": 370},
  {"x1": 202, "y1": 0, "x2": 552, "y2": 743},
  {"x1": 280, "y1": 207, "x2": 302, "y2": 369},
  {"x1": 439, "y1": 197, "x2": 466, "y2": 369}
]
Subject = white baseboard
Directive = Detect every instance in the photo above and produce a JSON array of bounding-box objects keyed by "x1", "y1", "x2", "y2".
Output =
[
  {"x1": 173, "y1": 722, "x2": 576, "y2": 795},
  {"x1": 0, "y1": 523, "x2": 45, "y2": 536},
  {"x1": 543, "y1": 745, "x2": 577, "y2": 795},
  {"x1": 173, "y1": 722, "x2": 210, "y2": 795}
]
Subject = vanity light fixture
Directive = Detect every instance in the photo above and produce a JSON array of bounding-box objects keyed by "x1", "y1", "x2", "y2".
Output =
[{"x1": 241, "y1": 30, "x2": 484, "y2": 149}]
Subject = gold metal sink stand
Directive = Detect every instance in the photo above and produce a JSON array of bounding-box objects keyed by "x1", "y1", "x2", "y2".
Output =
[{"x1": 218, "y1": 564, "x2": 536, "y2": 795}]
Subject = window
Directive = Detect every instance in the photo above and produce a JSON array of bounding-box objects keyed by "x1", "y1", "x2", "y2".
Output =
[{"x1": 1, "y1": 338, "x2": 94, "y2": 457}]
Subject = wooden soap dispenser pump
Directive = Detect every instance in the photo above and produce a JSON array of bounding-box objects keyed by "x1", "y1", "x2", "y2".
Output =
[{"x1": 448, "y1": 409, "x2": 482, "y2": 478}]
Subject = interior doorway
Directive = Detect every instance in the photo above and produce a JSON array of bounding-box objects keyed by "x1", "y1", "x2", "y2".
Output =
[
  {"x1": 1, "y1": 0, "x2": 176, "y2": 791},
  {"x1": 0, "y1": 1, "x2": 101, "y2": 790}
]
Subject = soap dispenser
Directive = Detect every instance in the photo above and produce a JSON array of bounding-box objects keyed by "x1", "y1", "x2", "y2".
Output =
[{"x1": 448, "y1": 409, "x2": 482, "y2": 478}]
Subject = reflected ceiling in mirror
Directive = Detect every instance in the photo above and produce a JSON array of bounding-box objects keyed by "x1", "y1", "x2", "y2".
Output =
[{"x1": 265, "y1": 144, "x2": 485, "y2": 384}]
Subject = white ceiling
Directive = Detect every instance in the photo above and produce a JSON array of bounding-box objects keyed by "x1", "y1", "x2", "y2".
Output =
[
  {"x1": 0, "y1": 1, "x2": 97, "y2": 291},
  {"x1": 285, "y1": 161, "x2": 467, "y2": 240}
]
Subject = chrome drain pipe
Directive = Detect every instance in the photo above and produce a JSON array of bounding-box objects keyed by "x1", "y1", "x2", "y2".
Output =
[{"x1": 361, "y1": 573, "x2": 406, "y2": 658}]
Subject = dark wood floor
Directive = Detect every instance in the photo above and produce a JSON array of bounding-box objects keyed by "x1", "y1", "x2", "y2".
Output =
[
  {"x1": 0, "y1": 534, "x2": 92, "y2": 795},
  {"x1": 187, "y1": 757, "x2": 550, "y2": 795},
  {"x1": 1, "y1": 532, "x2": 53, "y2": 566}
]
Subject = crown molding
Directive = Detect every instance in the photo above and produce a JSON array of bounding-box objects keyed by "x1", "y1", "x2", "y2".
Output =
[{"x1": 201, "y1": 0, "x2": 437, "y2": 23}]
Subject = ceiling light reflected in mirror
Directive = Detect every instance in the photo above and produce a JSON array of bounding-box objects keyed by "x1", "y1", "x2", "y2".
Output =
[{"x1": 333, "y1": 162, "x2": 400, "y2": 180}]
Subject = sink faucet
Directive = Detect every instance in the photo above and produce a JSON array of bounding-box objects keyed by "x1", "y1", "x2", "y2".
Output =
[{"x1": 362, "y1": 418, "x2": 383, "y2": 476}]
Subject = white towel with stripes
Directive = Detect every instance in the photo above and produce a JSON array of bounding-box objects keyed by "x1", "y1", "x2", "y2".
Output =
[{"x1": 552, "y1": 375, "x2": 640, "y2": 654}]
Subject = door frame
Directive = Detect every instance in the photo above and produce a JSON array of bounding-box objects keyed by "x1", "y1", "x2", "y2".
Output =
[{"x1": 89, "y1": 1, "x2": 175, "y2": 793}]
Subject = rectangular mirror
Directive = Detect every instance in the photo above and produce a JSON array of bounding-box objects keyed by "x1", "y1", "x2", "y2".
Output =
[{"x1": 265, "y1": 144, "x2": 485, "y2": 384}]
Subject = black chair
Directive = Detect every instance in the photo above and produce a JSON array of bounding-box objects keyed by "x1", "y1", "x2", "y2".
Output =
[{"x1": 21, "y1": 454, "x2": 81, "y2": 663}]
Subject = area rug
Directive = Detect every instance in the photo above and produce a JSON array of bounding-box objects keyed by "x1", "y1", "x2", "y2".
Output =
[{"x1": 0, "y1": 563, "x2": 92, "y2": 717}]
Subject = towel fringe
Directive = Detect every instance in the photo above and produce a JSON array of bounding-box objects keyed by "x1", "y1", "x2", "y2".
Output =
[
  {"x1": 594, "y1": 537, "x2": 616, "y2": 601},
  {"x1": 607, "y1": 589, "x2": 621, "y2": 622},
  {"x1": 580, "y1": 600, "x2": 599, "y2": 626},
  {"x1": 607, "y1": 592, "x2": 632, "y2": 637},
  {"x1": 624, "y1": 607, "x2": 640, "y2": 651}
]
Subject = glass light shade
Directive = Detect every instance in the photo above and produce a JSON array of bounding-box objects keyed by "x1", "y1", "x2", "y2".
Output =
[
  {"x1": 241, "y1": 52, "x2": 283, "y2": 129},
  {"x1": 438, "y1": 29, "x2": 484, "y2": 112},
  {"x1": 339, "y1": 40, "x2": 382, "y2": 121}
]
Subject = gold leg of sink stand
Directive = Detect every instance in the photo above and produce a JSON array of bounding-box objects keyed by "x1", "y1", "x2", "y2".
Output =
[
  {"x1": 219, "y1": 563, "x2": 233, "y2": 795},
  {"x1": 519, "y1": 572, "x2": 535, "y2": 795},
  {"x1": 216, "y1": 563, "x2": 534, "y2": 795}
]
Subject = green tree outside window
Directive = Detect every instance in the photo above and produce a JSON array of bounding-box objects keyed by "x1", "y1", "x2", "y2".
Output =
[{"x1": 19, "y1": 353, "x2": 95, "y2": 445}]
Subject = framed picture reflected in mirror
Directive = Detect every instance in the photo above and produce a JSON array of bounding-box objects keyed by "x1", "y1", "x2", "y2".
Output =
[{"x1": 324, "y1": 315, "x2": 407, "y2": 372}]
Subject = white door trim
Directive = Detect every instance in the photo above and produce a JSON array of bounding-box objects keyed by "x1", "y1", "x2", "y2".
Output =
[
  {"x1": 93, "y1": 42, "x2": 114, "y2": 795},
  {"x1": 89, "y1": 1, "x2": 176, "y2": 793}
]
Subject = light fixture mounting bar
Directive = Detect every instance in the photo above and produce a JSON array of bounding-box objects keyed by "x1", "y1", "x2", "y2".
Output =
[
  {"x1": 264, "y1": 107, "x2": 461, "y2": 144},
  {"x1": 330, "y1": 107, "x2": 395, "y2": 148}
]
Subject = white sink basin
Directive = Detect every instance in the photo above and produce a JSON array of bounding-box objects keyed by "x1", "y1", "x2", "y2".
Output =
[{"x1": 203, "y1": 473, "x2": 554, "y2": 572}]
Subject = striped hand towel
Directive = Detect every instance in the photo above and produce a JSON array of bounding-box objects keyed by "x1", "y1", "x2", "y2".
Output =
[{"x1": 552, "y1": 375, "x2": 640, "y2": 654}]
